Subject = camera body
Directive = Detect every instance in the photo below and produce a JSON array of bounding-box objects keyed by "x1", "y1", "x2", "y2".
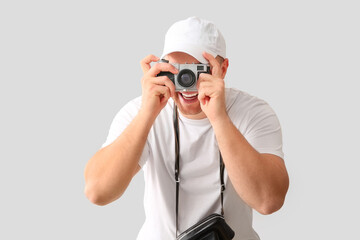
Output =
[{"x1": 157, "y1": 59, "x2": 210, "y2": 92}]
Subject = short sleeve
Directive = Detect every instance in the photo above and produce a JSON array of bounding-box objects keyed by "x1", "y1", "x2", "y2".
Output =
[
  {"x1": 244, "y1": 100, "x2": 284, "y2": 159},
  {"x1": 101, "y1": 99, "x2": 150, "y2": 168}
]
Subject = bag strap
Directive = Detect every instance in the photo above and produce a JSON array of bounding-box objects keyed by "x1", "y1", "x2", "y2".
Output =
[
  {"x1": 173, "y1": 103, "x2": 226, "y2": 237},
  {"x1": 173, "y1": 103, "x2": 180, "y2": 235},
  {"x1": 220, "y1": 152, "x2": 225, "y2": 216}
]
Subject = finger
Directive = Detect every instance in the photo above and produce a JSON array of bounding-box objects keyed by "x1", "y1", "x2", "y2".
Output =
[
  {"x1": 196, "y1": 79, "x2": 212, "y2": 90},
  {"x1": 198, "y1": 80, "x2": 222, "y2": 101},
  {"x1": 140, "y1": 55, "x2": 160, "y2": 74},
  {"x1": 160, "y1": 87, "x2": 171, "y2": 104},
  {"x1": 202, "y1": 52, "x2": 222, "y2": 78},
  {"x1": 143, "y1": 76, "x2": 175, "y2": 98},
  {"x1": 196, "y1": 73, "x2": 215, "y2": 89},
  {"x1": 198, "y1": 89, "x2": 211, "y2": 106},
  {"x1": 199, "y1": 85, "x2": 217, "y2": 97},
  {"x1": 149, "y1": 76, "x2": 176, "y2": 97},
  {"x1": 197, "y1": 72, "x2": 213, "y2": 82},
  {"x1": 153, "y1": 85, "x2": 171, "y2": 99},
  {"x1": 147, "y1": 62, "x2": 178, "y2": 77}
]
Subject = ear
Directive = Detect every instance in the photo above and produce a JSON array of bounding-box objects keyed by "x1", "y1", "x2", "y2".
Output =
[{"x1": 221, "y1": 58, "x2": 229, "y2": 79}]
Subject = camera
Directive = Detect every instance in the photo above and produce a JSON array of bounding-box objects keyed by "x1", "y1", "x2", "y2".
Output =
[{"x1": 157, "y1": 59, "x2": 210, "y2": 92}]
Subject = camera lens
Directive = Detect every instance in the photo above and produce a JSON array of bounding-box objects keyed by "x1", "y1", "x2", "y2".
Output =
[{"x1": 177, "y1": 70, "x2": 196, "y2": 88}]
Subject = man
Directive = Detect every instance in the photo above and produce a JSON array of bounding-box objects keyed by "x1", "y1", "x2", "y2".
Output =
[{"x1": 84, "y1": 16, "x2": 289, "y2": 239}]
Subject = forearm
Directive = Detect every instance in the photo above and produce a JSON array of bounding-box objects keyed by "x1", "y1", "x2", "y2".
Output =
[
  {"x1": 211, "y1": 116, "x2": 288, "y2": 214},
  {"x1": 84, "y1": 110, "x2": 154, "y2": 205}
]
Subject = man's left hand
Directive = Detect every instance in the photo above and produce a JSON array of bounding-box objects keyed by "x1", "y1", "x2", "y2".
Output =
[{"x1": 197, "y1": 52, "x2": 227, "y2": 123}]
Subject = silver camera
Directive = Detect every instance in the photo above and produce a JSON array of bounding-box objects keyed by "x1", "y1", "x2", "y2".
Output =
[{"x1": 157, "y1": 59, "x2": 210, "y2": 92}]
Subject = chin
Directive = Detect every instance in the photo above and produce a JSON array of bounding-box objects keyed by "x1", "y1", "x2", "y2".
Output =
[
  {"x1": 173, "y1": 93, "x2": 206, "y2": 119},
  {"x1": 172, "y1": 95, "x2": 204, "y2": 118}
]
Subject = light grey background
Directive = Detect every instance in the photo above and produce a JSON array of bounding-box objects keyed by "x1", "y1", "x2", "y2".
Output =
[{"x1": 1, "y1": 0, "x2": 359, "y2": 239}]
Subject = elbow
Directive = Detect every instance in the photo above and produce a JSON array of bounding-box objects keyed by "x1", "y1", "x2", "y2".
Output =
[
  {"x1": 258, "y1": 172, "x2": 290, "y2": 215},
  {"x1": 256, "y1": 193, "x2": 286, "y2": 215},
  {"x1": 84, "y1": 184, "x2": 113, "y2": 206},
  {"x1": 258, "y1": 199, "x2": 284, "y2": 215}
]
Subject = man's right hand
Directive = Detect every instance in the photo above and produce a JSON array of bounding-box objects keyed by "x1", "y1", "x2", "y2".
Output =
[{"x1": 139, "y1": 55, "x2": 177, "y2": 120}]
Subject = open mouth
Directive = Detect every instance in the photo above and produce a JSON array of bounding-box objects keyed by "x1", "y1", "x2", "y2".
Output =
[{"x1": 179, "y1": 92, "x2": 199, "y2": 103}]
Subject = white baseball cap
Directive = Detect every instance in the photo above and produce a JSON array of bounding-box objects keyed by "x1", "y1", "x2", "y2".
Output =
[{"x1": 161, "y1": 16, "x2": 226, "y2": 64}]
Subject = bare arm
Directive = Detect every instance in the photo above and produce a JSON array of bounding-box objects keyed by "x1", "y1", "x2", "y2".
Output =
[
  {"x1": 198, "y1": 52, "x2": 289, "y2": 214},
  {"x1": 84, "y1": 55, "x2": 177, "y2": 206},
  {"x1": 84, "y1": 110, "x2": 153, "y2": 206},
  {"x1": 212, "y1": 117, "x2": 289, "y2": 215}
]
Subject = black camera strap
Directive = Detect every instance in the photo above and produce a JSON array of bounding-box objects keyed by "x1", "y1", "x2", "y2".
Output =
[{"x1": 173, "y1": 103, "x2": 226, "y2": 237}]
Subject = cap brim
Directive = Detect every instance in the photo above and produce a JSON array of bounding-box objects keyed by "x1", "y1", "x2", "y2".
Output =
[{"x1": 161, "y1": 42, "x2": 217, "y2": 64}]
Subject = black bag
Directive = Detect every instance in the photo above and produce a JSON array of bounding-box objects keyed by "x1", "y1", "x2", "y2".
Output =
[
  {"x1": 173, "y1": 104, "x2": 235, "y2": 240},
  {"x1": 177, "y1": 214, "x2": 235, "y2": 240}
]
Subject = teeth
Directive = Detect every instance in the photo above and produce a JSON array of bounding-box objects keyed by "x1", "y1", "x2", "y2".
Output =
[{"x1": 182, "y1": 93, "x2": 198, "y2": 98}]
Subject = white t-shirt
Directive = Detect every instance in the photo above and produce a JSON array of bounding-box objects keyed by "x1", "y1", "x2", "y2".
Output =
[{"x1": 102, "y1": 88, "x2": 284, "y2": 240}]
